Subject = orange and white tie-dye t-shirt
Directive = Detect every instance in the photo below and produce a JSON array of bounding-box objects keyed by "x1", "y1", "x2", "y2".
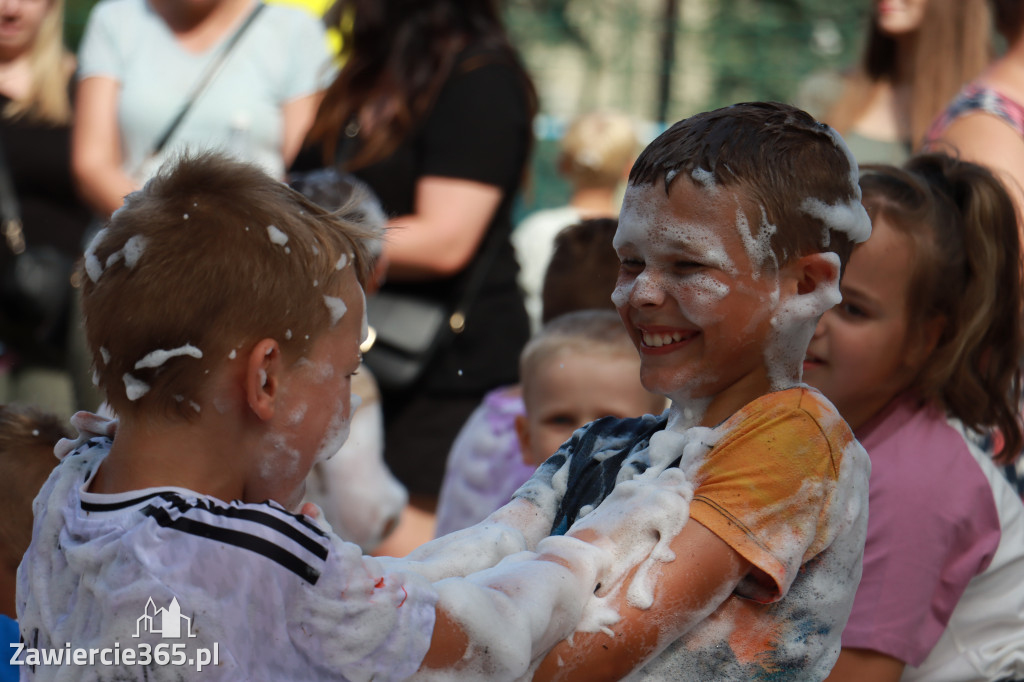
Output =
[{"x1": 516, "y1": 386, "x2": 870, "y2": 680}]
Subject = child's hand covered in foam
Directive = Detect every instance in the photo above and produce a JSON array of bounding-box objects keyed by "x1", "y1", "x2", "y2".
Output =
[
  {"x1": 565, "y1": 465, "x2": 696, "y2": 603},
  {"x1": 55, "y1": 411, "x2": 119, "y2": 459}
]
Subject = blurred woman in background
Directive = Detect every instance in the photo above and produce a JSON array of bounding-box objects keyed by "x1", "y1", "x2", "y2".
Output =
[
  {"x1": 298, "y1": 0, "x2": 536, "y2": 553},
  {"x1": 0, "y1": 0, "x2": 92, "y2": 417},
  {"x1": 826, "y1": 0, "x2": 990, "y2": 164}
]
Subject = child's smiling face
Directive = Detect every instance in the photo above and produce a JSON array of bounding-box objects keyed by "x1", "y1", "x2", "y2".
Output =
[
  {"x1": 613, "y1": 178, "x2": 790, "y2": 425},
  {"x1": 803, "y1": 215, "x2": 927, "y2": 431},
  {"x1": 249, "y1": 267, "x2": 366, "y2": 510}
]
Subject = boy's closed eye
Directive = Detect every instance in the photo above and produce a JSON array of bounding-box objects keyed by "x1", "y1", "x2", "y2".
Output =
[
  {"x1": 674, "y1": 259, "x2": 703, "y2": 271},
  {"x1": 619, "y1": 257, "x2": 645, "y2": 274}
]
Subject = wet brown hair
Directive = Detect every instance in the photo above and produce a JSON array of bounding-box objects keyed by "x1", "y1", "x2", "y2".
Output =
[
  {"x1": 82, "y1": 152, "x2": 379, "y2": 420},
  {"x1": 630, "y1": 102, "x2": 862, "y2": 273},
  {"x1": 0, "y1": 405, "x2": 67, "y2": 571},
  {"x1": 860, "y1": 153, "x2": 1024, "y2": 463},
  {"x1": 520, "y1": 310, "x2": 663, "y2": 414}
]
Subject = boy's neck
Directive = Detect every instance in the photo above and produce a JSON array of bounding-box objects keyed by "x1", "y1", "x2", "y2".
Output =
[{"x1": 89, "y1": 413, "x2": 248, "y2": 502}]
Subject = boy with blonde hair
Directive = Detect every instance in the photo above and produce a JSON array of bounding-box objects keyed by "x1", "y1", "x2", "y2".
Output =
[
  {"x1": 514, "y1": 309, "x2": 665, "y2": 468},
  {"x1": 435, "y1": 307, "x2": 664, "y2": 537},
  {"x1": 16, "y1": 152, "x2": 612, "y2": 681}
]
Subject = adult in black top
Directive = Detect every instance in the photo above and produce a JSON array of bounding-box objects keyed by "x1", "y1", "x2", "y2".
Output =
[
  {"x1": 297, "y1": 0, "x2": 536, "y2": 528},
  {"x1": 0, "y1": 0, "x2": 92, "y2": 415}
]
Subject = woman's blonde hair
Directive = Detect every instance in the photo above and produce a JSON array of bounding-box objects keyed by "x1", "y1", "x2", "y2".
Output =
[
  {"x1": 3, "y1": 0, "x2": 72, "y2": 125},
  {"x1": 826, "y1": 0, "x2": 991, "y2": 150}
]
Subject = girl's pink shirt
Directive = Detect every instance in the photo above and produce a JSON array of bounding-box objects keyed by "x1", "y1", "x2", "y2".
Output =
[{"x1": 843, "y1": 394, "x2": 1001, "y2": 665}]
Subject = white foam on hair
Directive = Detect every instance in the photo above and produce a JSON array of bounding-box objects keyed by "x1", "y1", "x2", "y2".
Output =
[
  {"x1": 123, "y1": 235, "x2": 147, "y2": 268},
  {"x1": 99, "y1": 347, "x2": 110, "y2": 365},
  {"x1": 134, "y1": 344, "x2": 203, "y2": 370},
  {"x1": 285, "y1": 329, "x2": 293, "y2": 340},
  {"x1": 691, "y1": 167, "x2": 716, "y2": 191},
  {"x1": 734, "y1": 202, "x2": 780, "y2": 277},
  {"x1": 83, "y1": 228, "x2": 108, "y2": 283},
  {"x1": 123, "y1": 373, "x2": 150, "y2": 401},
  {"x1": 800, "y1": 197, "x2": 871, "y2": 244},
  {"x1": 228, "y1": 349, "x2": 236, "y2": 360},
  {"x1": 266, "y1": 225, "x2": 289, "y2": 246},
  {"x1": 335, "y1": 253, "x2": 349, "y2": 271},
  {"x1": 804, "y1": 126, "x2": 872, "y2": 244},
  {"x1": 324, "y1": 295, "x2": 348, "y2": 326},
  {"x1": 105, "y1": 250, "x2": 123, "y2": 269}
]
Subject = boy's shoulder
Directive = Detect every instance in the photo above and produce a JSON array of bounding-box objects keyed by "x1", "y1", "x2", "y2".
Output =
[{"x1": 45, "y1": 439, "x2": 334, "y2": 585}]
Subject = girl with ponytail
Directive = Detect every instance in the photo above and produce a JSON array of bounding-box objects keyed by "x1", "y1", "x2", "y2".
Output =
[{"x1": 805, "y1": 153, "x2": 1024, "y2": 681}]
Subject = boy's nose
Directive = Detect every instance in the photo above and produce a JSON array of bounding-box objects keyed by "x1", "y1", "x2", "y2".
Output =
[{"x1": 629, "y1": 272, "x2": 665, "y2": 307}]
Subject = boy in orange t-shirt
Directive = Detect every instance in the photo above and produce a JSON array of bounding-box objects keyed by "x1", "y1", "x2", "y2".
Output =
[{"x1": 495, "y1": 101, "x2": 873, "y2": 680}]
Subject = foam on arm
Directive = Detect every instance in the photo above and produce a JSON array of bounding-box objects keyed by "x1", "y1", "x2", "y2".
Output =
[
  {"x1": 377, "y1": 497, "x2": 555, "y2": 583},
  {"x1": 415, "y1": 536, "x2": 611, "y2": 681}
]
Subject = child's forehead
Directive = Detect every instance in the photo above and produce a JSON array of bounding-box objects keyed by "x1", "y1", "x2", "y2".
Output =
[{"x1": 616, "y1": 180, "x2": 759, "y2": 269}]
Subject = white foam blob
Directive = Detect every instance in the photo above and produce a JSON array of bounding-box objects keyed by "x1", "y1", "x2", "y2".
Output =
[
  {"x1": 324, "y1": 296, "x2": 348, "y2": 326},
  {"x1": 134, "y1": 344, "x2": 203, "y2": 370},
  {"x1": 267, "y1": 225, "x2": 289, "y2": 246},
  {"x1": 122, "y1": 373, "x2": 150, "y2": 401}
]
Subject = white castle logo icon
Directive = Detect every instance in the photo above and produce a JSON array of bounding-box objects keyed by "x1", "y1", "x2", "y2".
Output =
[{"x1": 134, "y1": 597, "x2": 197, "y2": 639}]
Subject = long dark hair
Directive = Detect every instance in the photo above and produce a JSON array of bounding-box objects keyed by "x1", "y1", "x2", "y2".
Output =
[{"x1": 307, "y1": 0, "x2": 538, "y2": 169}]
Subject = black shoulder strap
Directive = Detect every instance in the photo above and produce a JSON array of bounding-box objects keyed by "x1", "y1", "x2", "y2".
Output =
[
  {"x1": 0, "y1": 133, "x2": 24, "y2": 254},
  {"x1": 150, "y1": 2, "x2": 266, "y2": 156}
]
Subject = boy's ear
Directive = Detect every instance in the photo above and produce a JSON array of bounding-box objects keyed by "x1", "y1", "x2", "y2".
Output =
[
  {"x1": 514, "y1": 414, "x2": 533, "y2": 467},
  {"x1": 792, "y1": 252, "x2": 840, "y2": 296},
  {"x1": 246, "y1": 339, "x2": 282, "y2": 422}
]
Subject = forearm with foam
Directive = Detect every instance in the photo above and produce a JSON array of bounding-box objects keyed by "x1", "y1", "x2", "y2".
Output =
[
  {"x1": 378, "y1": 500, "x2": 553, "y2": 583},
  {"x1": 423, "y1": 535, "x2": 610, "y2": 680}
]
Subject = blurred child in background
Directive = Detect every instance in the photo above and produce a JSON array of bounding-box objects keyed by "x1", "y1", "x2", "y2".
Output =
[
  {"x1": 514, "y1": 111, "x2": 637, "y2": 331},
  {"x1": 433, "y1": 218, "x2": 650, "y2": 539},
  {"x1": 435, "y1": 309, "x2": 665, "y2": 538},
  {"x1": 0, "y1": 405, "x2": 65, "y2": 682}
]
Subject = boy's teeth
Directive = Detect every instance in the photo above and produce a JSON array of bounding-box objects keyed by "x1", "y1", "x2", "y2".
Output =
[{"x1": 643, "y1": 331, "x2": 687, "y2": 347}]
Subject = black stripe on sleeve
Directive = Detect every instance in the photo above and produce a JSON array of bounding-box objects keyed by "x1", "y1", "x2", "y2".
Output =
[
  {"x1": 81, "y1": 491, "x2": 175, "y2": 512},
  {"x1": 157, "y1": 494, "x2": 329, "y2": 560},
  {"x1": 143, "y1": 505, "x2": 323, "y2": 585}
]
